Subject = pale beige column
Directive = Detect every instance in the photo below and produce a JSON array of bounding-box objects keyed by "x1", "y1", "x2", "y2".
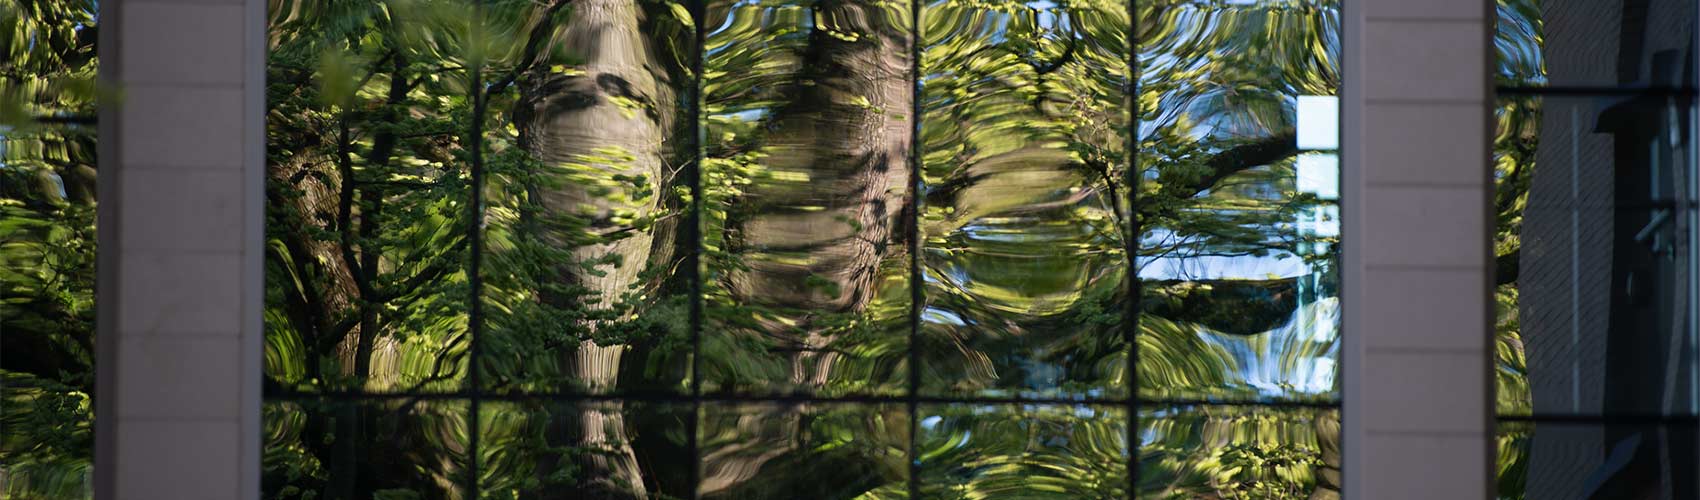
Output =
[
  {"x1": 1342, "y1": 0, "x2": 1495, "y2": 498},
  {"x1": 96, "y1": 0, "x2": 265, "y2": 498}
]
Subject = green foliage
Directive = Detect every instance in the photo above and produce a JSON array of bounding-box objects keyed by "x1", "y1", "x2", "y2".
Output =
[
  {"x1": 256, "y1": 0, "x2": 1349, "y2": 496},
  {"x1": 1, "y1": 1, "x2": 98, "y2": 497}
]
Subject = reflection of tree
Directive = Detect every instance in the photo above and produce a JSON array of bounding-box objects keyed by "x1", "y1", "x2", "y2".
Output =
[
  {"x1": 507, "y1": 0, "x2": 684, "y2": 492},
  {"x1": 1136, "y1": 3, "x2": 1341, "y2": 497},
  {"x1": 1, "y1": 1, "x2": 99, "y2": 497},
  {"x1": 249, "y1": 0, "x2": 1349, "y2": 497},
  {"x1": 707, "y1": 0, "x2": 914, "y2": 393}
]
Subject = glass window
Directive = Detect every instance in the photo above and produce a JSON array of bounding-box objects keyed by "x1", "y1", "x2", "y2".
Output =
[
  {"x1": 1, "y1": 1, "x2": 100, "y2": 498},
  {"x1": 263, "y1": 0, "x2": 1341, "y2": 497},
  {"x1": 1495, "y1": 1, "x2": 1699, "y2": 498}
]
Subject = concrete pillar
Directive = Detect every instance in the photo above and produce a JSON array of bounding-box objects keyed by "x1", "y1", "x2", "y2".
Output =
[
  {"x1": 1342, "y1": 0, "x2": 1494, "y2": 498},
  {"x1": 94, "y1": 0, "x2": 265, "y2": 498}
]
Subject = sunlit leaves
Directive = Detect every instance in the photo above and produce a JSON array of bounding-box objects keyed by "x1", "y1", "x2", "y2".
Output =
[{"x1": 1, "y1": 1, "x2": 99, "y2": 496}]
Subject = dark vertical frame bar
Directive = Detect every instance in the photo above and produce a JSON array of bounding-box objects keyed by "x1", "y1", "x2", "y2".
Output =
[
  {"x1": 907, "y1": 0, "x2": 925, "y2": 496},
  {"x1": 467, "y1": 0, "x2": 489, "y2": 496},
  {"x1": 93, "y1": 0, "x2": 121, "y2": 496},
  {"x1": 1124, "y1": 0, "x2": 1141, "y2": 495},
  {"x1": 1479, "y1": 0, "x2": 1496, "y2": 496},
  {"x1": 688, "y1": 0, "x2": 707, "y2": 496}
]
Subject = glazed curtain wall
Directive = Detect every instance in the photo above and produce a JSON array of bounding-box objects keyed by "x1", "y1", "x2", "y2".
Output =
[
  {"x1": 261, "y1": 0, "x2": 1341, "y2": 498},
  {"x1": 1493, "y1": 0, "x2": 1700, "y2": 498}
]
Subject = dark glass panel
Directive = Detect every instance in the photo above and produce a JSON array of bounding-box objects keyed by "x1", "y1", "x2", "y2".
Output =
[
  {"x1": 1494, "y1": 95, "x2": 1698, "y2": 417},
  {"x1": 699, "y1": 0, "x2": 914, "y2": 396},
  {"x1": 698, "y1": 402, "x2": 909, "y2": 499},
  {"x1": 1497, "y1": 420, "x2": 1699, "y2": 499},
  {"x1": 1138, "y1": 405, "x2": 1339, "y2": 500},
  {"x1": 265, "y1": 0, "x2": 478, "y2": 393},
  {"x1": 916, "y1": 404, "x2": 1128, "y2": 499},
  {"x1": 1136, "y1": 0, "x2": 1341, "y2": 404},
  {"x1": 1496, "y1": 0, "x2": 1695, "y2": 89},
  {"x1": 1, "y1": 1, "x2": 99, "y2": 497},
  {"x1": 476, "y1": 0, "x2": 697, "y2": 395},
  {"x1": 478, "y1": 401, "x2": 692, "y2": 499},
  {"x1": 263, "y1": 399, "x2": 471, "y2": 499},
  {"x1": 917, "y1": 0, "x2": 1132, "y2": 400}
]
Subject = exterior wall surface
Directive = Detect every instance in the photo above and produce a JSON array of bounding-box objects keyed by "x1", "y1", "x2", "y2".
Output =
[{"x1": 94, "y1": 0, "x2": 265, "y2": 498}]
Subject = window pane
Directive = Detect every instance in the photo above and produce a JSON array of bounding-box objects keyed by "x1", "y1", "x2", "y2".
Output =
[
  {"x1": 699, "y1": 402, "x2": 910, "y2": 499},
  {"x1": 263, "y1": 399, "x2": 471, "y2": 498},
  {"x1": 0, "y1": 122, "x2": 98, "y2": 500},
  {"x1": 1498, "y1": 420, "x2": 1699, "y2": 499},
  {"x1": 917, "y1": 0, "x2": 1133, "y2": 400},
  {"x1": 917, "y1": 404, "x2": 1129, "y2": 498},
  {"x1": 1136, "y1": 0, "x2": 1342, "y2": 404},
  {"x1": 699, "y1": 0, "x2": 915, "y2": 397},
  {"x1": 1138, "y1": 404, "x2": 1339, "y2": 499},
  {"x1": 1, "y1": 1, "x2": 99, "y2": 497},
  {"x1": 1495, "y1": 95, "x2": 1698, "y2": 417},
  {"x1": 478, "y1": 401, "x2": 692, "y2": 498},
  {"x1": 1497, "y1": 0, "x2": 1695, "y2": 89},
  {"x1": 265, "y1": 0, "x2": 476, "y2": 393},
  {"x1": 476, "y1": 0, "x2": 698, "y2": 396}
]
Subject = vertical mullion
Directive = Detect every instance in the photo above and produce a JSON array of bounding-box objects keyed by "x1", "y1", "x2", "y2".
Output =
[
  {"x1": 688, "y1": 0, "x2": 707, "y2": 497},
  {"x1": 1124, "y1": 0, "x2": 1141, "y2": 497},
  {"x1": 907, "y1": 0, "x2": 925, "y2": 497},
  {"x1": 466, "y1": 0, "x2": 488, "y2": 496}
]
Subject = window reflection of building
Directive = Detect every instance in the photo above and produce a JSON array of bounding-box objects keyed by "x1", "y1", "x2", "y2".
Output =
[{"x1": 1512, "y1": 0, "x2": 1699, "y2": 497}]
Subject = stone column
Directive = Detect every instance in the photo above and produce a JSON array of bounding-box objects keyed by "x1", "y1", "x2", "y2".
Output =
[
  {"x1": 1343, "y1": 0, "x2": 1494, "y2": 498},
  {"x1": 94, "y1": 0, "x2": 264, "y2": 498}
]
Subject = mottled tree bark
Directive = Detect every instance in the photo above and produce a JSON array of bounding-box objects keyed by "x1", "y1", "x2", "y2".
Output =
[
  {"x1": 722, "y1": 0, "x2": 913, "y2": 389},
  {"x1": 514, "y1": 0, "x2": 677, "y2": 494},
  {"x1": 701, "y1": 0, "x2": 913, "y2": 492}
]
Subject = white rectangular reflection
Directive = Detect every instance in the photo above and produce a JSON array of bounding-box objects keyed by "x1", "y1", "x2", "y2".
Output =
[
  {"x1": 1297, "y1": 152, "x2": 1339, "y2": 200},
  {"x1": 1296, "y1": 95, "x2": 1339, "y2": 150}
]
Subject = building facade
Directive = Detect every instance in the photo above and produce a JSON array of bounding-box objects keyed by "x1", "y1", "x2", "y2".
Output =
[{"x1": 2, "y1": 0, "x2": 1695, "y2": 498}]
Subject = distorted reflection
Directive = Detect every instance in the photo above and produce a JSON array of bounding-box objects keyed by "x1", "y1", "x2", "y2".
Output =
[
  {"x1": 262, "y1": 399, "x2": 471, "y2": 498},
  {"x1": 917, "y1": 0, "x2": 1132, "y2": 400},
  {"x1": 256, "y1": 0, "x2": 1350, "y2": 496},
  {"x1": 1494, "y1": 1, "x2": 1700, "y2": 498},
  {"x1": 479, "y1": 0, "x2": 697, "y2": 395},
  {"x1": 1, "y1": 2, "x2": 98, "y2": 497},
  {"x1": 918, "y1": 404, "x2": 1129, "y2": 498},
  {"x1": 265, "y1": 0, "x2": 474, "y2": 394},
  {"x1": 701, "y1": 0, "x2": 915, "y2": 397},
  {"x1": 1136, "y1": 0, "x2": 1341, "y2": 403},
  {"x1": 699, "y1": 403, "x2": 910, "y2": 499},
  {"x1": 1140, "y1": 405, "x2": 1340, "y2": 500},
  {"x1": 479, "y1": 401, "x2": 693, "y2": 498}
]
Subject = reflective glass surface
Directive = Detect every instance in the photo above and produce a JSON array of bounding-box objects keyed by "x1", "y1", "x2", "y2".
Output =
[
  {"x1": 699, "y1": 0, "x2": 915, "y2": 397},
  {"x1": 263, "y1": 399, "x2": 471, "y2": 498},
  {"x1": 265, "y1": 0, "x2": 476, "y2": 393},
  {"x1": 1497, "y1": 0, "x2": 1696, "y2": 89},
  {"x1": 478, "y1": 401, "x2": 693, "y2": 498},
  {"x1": 699, "y1": 402, "x2": 910, "y2": 499},
  {"x1": 1497, "y1": 420, "x2": 1699, "y2": 499},
  {"x1": 262, "y1": 0, "x2": 1345, "y2": 496},
  {"x1": 1138, "y1": 405, "x2": 1340, "y2": 499},
  {"x1": 477, "y1": 0, "x2": 697, "y2": 396},
  {"x1": 1136, "y1": 0, "x2": 1341, "y2": 404},
  {"x1": 1, "y1": 2, "x2": 99, "y2": 498},
  {"x1": 1494, "y1": 95, "x2": 1698, "y2": 417},
  {"x1": 916, "y1": 404, "x2": 1129, "y2": 499},
  {"x1": 917, "y1": 0, "x2": 1132, "y2": 400}
]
